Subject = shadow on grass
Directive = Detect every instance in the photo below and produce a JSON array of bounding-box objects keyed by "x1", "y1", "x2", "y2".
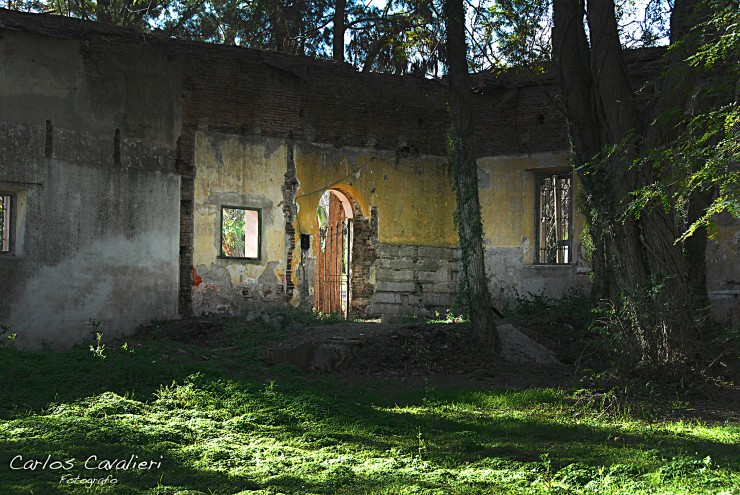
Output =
[{"x1": 0, "y1": 325, "x2": 738, "y2": 495}]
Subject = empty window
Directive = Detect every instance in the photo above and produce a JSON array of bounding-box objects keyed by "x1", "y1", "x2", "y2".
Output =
[
  {"x1": 220, "y1": 206, "x2": 260, "y2": 259},
  {"x1": 1, "y1": 193, "x2": 12, "y2": 254},
  {"x1": 535, "y1": 173, "x2": 572, "y2": 264}
]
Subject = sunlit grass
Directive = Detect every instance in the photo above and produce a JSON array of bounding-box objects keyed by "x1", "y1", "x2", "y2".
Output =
[{"x1": 0, "y1": 315, "x2": 737, "y2": 494}]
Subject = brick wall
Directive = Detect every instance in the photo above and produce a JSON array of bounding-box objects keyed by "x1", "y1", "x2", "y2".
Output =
[{"x1": 349, "y1": 207, "x2": 378, "y2": 317}]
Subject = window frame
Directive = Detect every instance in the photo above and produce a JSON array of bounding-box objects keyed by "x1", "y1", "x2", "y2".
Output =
[
  {"x1": 533, "y1": 172, "x2": 573, "y2": 265},
  {"x1": 0, "y1": 192, "x2": 15, "y2": 255},
  {"x1": 218, "y1": 205, "x2": 262, "y2": 261}
]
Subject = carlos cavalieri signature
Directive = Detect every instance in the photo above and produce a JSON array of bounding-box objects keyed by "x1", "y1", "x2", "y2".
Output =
[{"x1": 9, "y1": 454, "x2": 163, "y2": 487}]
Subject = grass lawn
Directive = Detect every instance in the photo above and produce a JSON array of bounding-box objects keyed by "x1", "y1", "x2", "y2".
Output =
[{"x1": 0, "y1": 314, "x2": 737, "y2": 494}]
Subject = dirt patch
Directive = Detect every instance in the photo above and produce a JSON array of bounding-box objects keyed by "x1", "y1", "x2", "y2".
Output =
[
  {"x1": 268, "y1": 321, "x2": 573, "y2": 387},
  {"x1": 154, "y1": 317, "x2": 227, "y2": 345}
]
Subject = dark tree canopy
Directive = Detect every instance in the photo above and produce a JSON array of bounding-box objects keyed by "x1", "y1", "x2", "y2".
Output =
[{"x1": 4, "y1": 0, "x2": 679, "y2": 75}]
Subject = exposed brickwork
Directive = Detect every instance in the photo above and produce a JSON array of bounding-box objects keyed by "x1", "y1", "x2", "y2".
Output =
[
  {"x1": 1, "y1": 9, "x2": 666, "y2": 161},
  {"x1": 349, "y1": 206, "x2": 378, "y2": 318},
  {"x1": 472, "y1": 79, "x2": 566, "y2": 157},
  {"x1": 282, "y1": 142, "x2": 299, "y2": 300},
  {"x1": 471, "y1": 48, "x2": 665, "y2": 158}
]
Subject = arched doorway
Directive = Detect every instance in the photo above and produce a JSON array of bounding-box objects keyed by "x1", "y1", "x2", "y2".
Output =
[{"x1": 315, "y1": 189, "x2": 353, "y2": 317}]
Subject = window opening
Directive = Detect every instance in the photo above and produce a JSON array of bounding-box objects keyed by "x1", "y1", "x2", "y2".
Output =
[
  {"x1": 535, "y1": 174, "x2": 572, "y2": 264},
  {"x1": 220, "y1": 206, "x2": 260, "y2": 259},
  {"x1": 1, "y1": 193, "x2": 12, "y2": 254}
]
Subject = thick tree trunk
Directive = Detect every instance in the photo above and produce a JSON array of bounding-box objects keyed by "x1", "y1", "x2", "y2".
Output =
[
  {"x1": 552, "y1": 0, "x2": 615, "y2": 299},
  {"x1": 553, "y1": 0, "x2": 711, "y2": 368},
  {"x1": 271, "y1": 5, "x2": 291, "y2": 53},
  {"x1": 446, "y1": 0, "x2": 500, "y2": 357}
]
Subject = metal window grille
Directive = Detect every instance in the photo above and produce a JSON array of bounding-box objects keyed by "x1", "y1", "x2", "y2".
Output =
[{"x1": 535, "y1": 174, "x2": 572, "y2": 264}]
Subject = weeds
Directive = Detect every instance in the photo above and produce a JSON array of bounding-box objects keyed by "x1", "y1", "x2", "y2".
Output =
[
  {"x1": 539, "y1": 453, "x2": 553, "y2": 492},
  {"x1": 0, "y1": 324, "x2": 16, "y2": 348},
  {"x1": 427, "y1": 308, "x2": 467, "y2": 324},
  {"x1": 571, "y1": 388, "x2": 635, "y2": 419},
  {"x1": 503, "y1": 289, "x2": 604, "y2": 367},
  {"x1": 87, "y1": 319, "x2": 106, "y2": 360}
]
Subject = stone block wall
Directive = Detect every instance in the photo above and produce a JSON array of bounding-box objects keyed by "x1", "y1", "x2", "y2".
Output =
[
  {"x1": 706, "y1": 212, "x2": 740, "y2": 327},
  {"x1": 368, "y1": 244, "x2": 460, "y2": 317}
]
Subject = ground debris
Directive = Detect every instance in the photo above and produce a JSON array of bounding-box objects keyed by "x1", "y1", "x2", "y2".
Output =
[{"x1": 268, "y1": 321, "x2": 567, "y2": 385}]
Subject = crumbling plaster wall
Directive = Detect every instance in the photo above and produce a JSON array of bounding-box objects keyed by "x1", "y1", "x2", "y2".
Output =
[
  {"x1": 3, "y1": 11, "x2": 735, "y2": 331},
  {"x1": 166, "y1": 21, "x2": 450, "y2": 316},
  {"x1": 293, "y1": 143, "x2": 459, "y2": 317},
  {"x1": 192, "y1": 132, "x2": 288, "y2": 314},
  {"x1": 192, "y1": 135, "x2": 462, "y2": 318},
  {"x1": 293, "y1": 143, "x2": 456, "y2": 246},
  {"x1": 0, "y1": 29, "x2": 181, "y2": 349},
  {"x1": 478, "y1": 152, "x2": 590, "y2": 307}
]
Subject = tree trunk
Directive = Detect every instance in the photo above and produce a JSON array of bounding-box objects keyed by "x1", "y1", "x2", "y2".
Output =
[
  {"x1": 333, "y1": 0, "x2": 346, "y2": 61},
  {"x1": 445, "y1": 0, "x2": 500, "y2": 357},
  {"x1": 552, "y1": 0, "x2": 616, "y2": 299},
  {"x1": 552, "y1": 0, "x2": 712, "y2": 368},
  {"x1": 272, "y1": 4, "x2": 291, "y2": 53}
]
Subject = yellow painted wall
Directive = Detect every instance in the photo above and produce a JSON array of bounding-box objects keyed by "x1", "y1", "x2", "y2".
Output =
[
  {"x1": 478, "y1": 152, "x2": 585, "y2": 264},
  {"x1": 293, "y1": 143, "x2": 458, "y2": 247},
  {"x1": 193, "y1": 132, "x2": 287, "y2": 288},
  {"x1": 192, "y1": 134, "x2": 593, "y2": 312},
  {"x1": 476, "y1": 152, "x2": 592, "y2": 303}
]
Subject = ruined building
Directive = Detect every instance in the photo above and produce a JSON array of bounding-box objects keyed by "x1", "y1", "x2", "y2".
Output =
[{"x1": 1, "y1": 9, "x2": 737, "y2": 348}]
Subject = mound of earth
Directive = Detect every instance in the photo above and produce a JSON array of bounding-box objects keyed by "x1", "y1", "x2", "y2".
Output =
[
  {"x1": 268, "y1": 321, "x2": 563, "y2": 380},
  {"x1": 157, "y1": 318, "x2": 227, "y2": 344}
]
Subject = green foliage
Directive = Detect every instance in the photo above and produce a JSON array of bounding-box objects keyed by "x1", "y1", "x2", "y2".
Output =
[
  {"x1": 273, "y1": 305, "x2": 344, "y2": 326},
  {"x1": 87, "y1": 319, "x2": 106, "y2": 360},
  {"x1": 348, "y1": 0, "x2": 448, "y2": 76},
  {"x1": 7, "y1": 0, "x2": 168, "y2": 29},
  {"x1": 4, "y1": 0, "x2": 680, "y2": 77},
  {"x1": 589, "y1": 279, "x2": 714, "y2": 371},
  {"x1": 89, "y1": 333, "x2": 106, "y2": 360},
  {"x1": 504, "y1": 289, "x2": 600, "y2": 365},
  {"x1": 0, "y1": 324, "x2": 17, "y2": 348},
  {"x1": 220, "y1": 207, "x2": 246, "y2": 257},
  {"x1": 1, "y1": 315, "x2": 738, "y2": 494},
  {"x1": 474, "y1": 0, "x2": 552, "y2": 71},
  {"x1": 624, "y1": 2, "x2": 740, "y2": 242},
  {"x1": 626, "y1": 104, "x2": 739, "y2": 242},
  {"x1": 6, "y1": 0, "x2": 449, "y2": 74},
  {"x1": 427, "y1": 308, "x2": 467, "y2": 324},
  {"x1": 571, "y1": 387, "x2": 644, "y2": 420},
  {"x1": 686, "y1": 1, "x2": 740, "y2": 72}
]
